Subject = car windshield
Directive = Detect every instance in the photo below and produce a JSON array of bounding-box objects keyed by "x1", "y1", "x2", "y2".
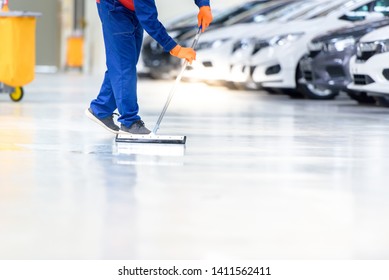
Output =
[
  {"x1": 224, "y1": 1, "x2": 294, "y2": 25},
  {"x1": 291, "y1": 1, "x2": 348, "y2": 20},
  {"x1": 171, "y1": 1, "x2": 269, "y2": 28},
  {"x1": 253, "y1": 1, "x2": 319, "y2": 23}
]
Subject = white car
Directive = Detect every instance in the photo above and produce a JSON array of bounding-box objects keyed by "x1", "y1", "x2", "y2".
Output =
[
  {"x1": 348, "y1": 24, "x2": 389, "y2": 105},
  {"x1": 183, "y1": 0, "x2": 339, "y2": 83},
  {"x1": 230, "y1": 0, "x2": 389, "y2": 96}
]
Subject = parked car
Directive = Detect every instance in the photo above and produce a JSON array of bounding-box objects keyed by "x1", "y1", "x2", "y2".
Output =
[
  {"x1": 227, "y1": 0, "x2": 389, "y2": 98},
  {"x1": 141, "y1": 0, "x2": 287, "y2": 79},
  {"x1": 299, "y1": 18, "x2": 389, "y2": 101},
  {"x1": 182, "y1": 0, "x2": 335, "y2": 84},
  {"x1": 348, "y1": 24, "x2": 389, "y2": 106}
]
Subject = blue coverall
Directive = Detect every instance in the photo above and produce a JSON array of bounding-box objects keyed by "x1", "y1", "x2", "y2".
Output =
[{"x1": 91, "y1": 0, "x2": 210, "y2": 128}]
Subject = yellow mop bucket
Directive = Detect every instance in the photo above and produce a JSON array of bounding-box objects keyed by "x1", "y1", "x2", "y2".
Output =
[
  {"x1": 0, "y1": 12, "x2": 37, "y2": 88},
  {"x1": 66, "y1": 35, "x2": 84, "y2": 69}
]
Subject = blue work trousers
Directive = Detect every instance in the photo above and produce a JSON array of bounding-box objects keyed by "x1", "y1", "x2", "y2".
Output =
[{"x1": 91, "y1": 0, "x2": 143, "y2": 127}]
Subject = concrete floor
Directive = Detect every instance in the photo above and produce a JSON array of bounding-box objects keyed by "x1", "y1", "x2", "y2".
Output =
[{"x1": 1, "y1": 73, "x2": 389, "y2": 260}]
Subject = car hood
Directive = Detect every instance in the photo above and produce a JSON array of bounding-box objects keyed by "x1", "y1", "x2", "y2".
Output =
[
  {"x1": 190, "y1": 22, "x2": 282, "y2": 43},
  {"x1": 187, "y1": 19, "x2": 321, "y2": 44},
  {"x1": 360, "y1": 25, "x2": 389, "y2": 42},
  {"x1": 241, "y1": 17, "x2": 349, "y2": 41},
  {"x1": 312, "y1": 18, "x2": 389, "y2": 43}
]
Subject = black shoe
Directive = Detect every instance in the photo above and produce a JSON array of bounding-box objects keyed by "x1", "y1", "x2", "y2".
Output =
[
  {"x1": 85, "y1": 108, "x2": 120, "y2": 134},
  {"x1": 120, "y1": 120, "x2": 151, "y2": 135}
]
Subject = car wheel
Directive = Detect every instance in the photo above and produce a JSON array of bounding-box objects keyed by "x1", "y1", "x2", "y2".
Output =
[
  {"x1": 303, "y1": 84, "x2": 339, "y2": 100},
  {"x1": 346, "y1": 91, "x2": 376, "y2": 105},
  {"x1": 296, "y1": 63, "x2": 338, "y2": 100}
]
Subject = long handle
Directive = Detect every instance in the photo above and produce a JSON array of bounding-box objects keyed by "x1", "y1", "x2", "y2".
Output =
[{"x1": 152, "y1": 27, "x2": 202, "y2": 134}]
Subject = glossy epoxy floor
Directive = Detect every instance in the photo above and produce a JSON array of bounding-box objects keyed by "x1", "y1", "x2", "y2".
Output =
[{"x1": 1, "y1": 73, "x2": 389, "y2": 260}]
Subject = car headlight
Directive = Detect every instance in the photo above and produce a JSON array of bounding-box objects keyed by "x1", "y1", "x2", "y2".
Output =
[
  {"x1": 232, "y1": 33, "x2": 304, "y2": 55},
  {"x1": 196, "y1": 38, "x2": 230, "y2": 50},
  {"x1": 211, "y1": 38, "x2": 230, "y2": 48},
  {"x1": 325, "y1": 37, "x2": 356, "y2": 52},
  {"x1": 356, "y1": 39, "x2": 389, "y2": 58},
  {"x1": 268, "y1": 32, "x2": 305, "y2": 46},
  {"x1": 375, "y1": 39, "x2": 389, "y2": 53},
  {"x1": 232, "y1": 38, "x2": 256, "y2": 53},
  {"x1": 231, "y1": 37, "x2": 270, "y2": 56},
  {"x1": 308, "y1": 41, "x2": 324, "y2": 52}
]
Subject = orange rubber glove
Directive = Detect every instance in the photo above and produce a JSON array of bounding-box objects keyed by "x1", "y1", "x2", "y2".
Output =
[
  {"x1": 170, "y1": 45, "x2": 196, "y2": 64},
  {"x1": 197, "y1": 6, "x2": 213, "y2": 32}
]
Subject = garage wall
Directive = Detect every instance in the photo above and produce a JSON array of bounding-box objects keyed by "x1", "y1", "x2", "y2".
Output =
[
  {"x1": 85, "y1": 0, "x2": 243, "y2": 75},
  {"x1": 10, "y1": 0, "x2": 62, "y2": 71}
]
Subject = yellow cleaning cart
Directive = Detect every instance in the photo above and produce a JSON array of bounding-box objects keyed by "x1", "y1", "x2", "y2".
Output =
[{"x1": 0, "y1": 11, "x2": 40, "y2": 102}]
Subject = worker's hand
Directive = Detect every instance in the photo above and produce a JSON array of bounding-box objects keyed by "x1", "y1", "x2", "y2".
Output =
[
  {"x1": 197, "y1": 6, "x2": 213, "y2": 32},
  {"x1": 170, "y1": 45, "x2": 196, "y2": 64}
]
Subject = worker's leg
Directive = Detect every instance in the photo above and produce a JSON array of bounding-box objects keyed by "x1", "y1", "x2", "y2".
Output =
[{"x1": 90, "y1": 0, "x2": 142, "y2": 127}]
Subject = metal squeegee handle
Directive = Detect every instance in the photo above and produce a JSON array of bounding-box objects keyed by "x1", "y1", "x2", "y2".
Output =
[{"x1": 152, "y1": 27, "x2": 202, "y2": 134}]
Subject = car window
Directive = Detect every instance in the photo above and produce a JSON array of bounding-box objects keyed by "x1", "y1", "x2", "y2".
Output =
[
  {"x1": 303, "y1": 2, "x2": 348, "y2": 19},
  {"x1": 373, "y1": 0, "x2": 389, "y2": 16},
  {"x1": 340, "y1": 2, "x2": 373, "y2": 21}
]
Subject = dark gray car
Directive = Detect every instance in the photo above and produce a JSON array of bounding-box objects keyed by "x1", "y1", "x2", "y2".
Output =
[{"x1": 299, "y1": 18, "x2": 389, "y2": 101}]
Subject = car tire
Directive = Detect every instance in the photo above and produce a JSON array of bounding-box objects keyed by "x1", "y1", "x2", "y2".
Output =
[
  {"x1": 346, "y1": 91, "x2": 376, "y2": 105},
  {"x1": 296, "y1": 64, "x2": 338, "y2": 100},
  {"x1": 302, "y1": 84, "x2": 339, "y2": 100}
]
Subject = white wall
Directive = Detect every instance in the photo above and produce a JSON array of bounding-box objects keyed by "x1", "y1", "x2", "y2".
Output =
[{"x1": 85, "y1": 0, "x2": 243, "y2": 75}]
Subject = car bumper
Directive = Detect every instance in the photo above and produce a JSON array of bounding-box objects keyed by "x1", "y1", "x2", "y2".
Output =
[
  {"x1": 348, "y1": 53, "x2": 389, "y2": 96},
  {"x1": 250, "y1": 44, "x2": 306, "y2": 89},
  {"x1": 183, "y1": 42, "x2": 234, "y2": 82},
  {"x1": 299, "y1": 49, "x2": 354, "y2": 92}
]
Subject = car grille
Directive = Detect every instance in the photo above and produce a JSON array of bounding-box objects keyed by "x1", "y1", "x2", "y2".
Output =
[
  {"x1": 353, "y1": 74, "x2": 375, "y2": 85},
  {"x1": 327, "y1": 66, "x2": 345, "y2": 79},
  {"x1": 252, "y1": 41, "x2": 270, "y2": 55},
  {"x1": 356, "y1": 51, "x2": 376, "y2": 62},
  {"x1": 308, "y1": 50, "x2": 321, "y2": 58}
]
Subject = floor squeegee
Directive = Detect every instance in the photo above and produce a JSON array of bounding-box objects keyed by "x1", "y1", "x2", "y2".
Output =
[{"x1": 116, "y1": 27, "x2": 202, "y2": 145}]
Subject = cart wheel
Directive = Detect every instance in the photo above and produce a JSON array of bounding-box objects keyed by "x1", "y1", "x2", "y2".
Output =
[{"x1": 9, "y1": 87, "x2": 24, "y2": 102}]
